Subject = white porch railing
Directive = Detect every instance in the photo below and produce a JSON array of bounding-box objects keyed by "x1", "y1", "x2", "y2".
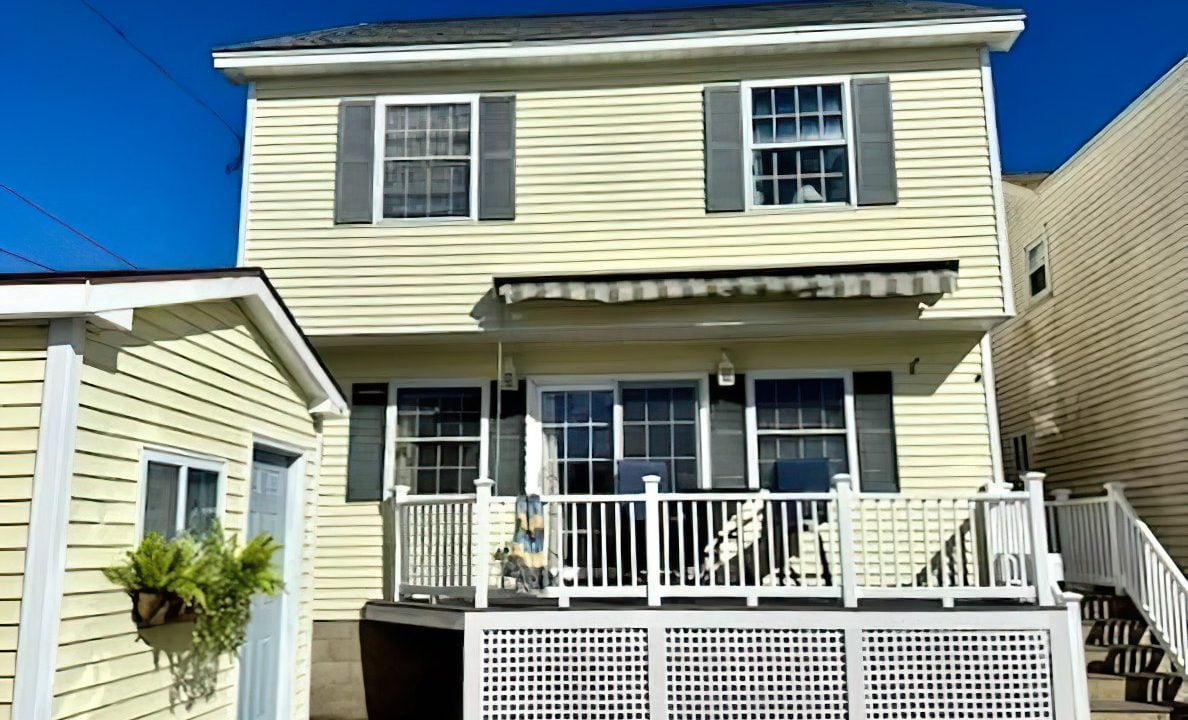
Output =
[
  {"x1": 390, "y1": 473, "x2": 1057, "y2": 609},
  {"x1": 1047, "y1": 482, "x2": 1188, "y2": 673}
]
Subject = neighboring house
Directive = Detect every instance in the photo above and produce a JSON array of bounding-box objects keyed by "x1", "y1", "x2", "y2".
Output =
[
  {"x1": 0, "y1": 269, "x2": 345, "y2": 720},
  {"x1": 994, "y1": 57, "x2": 1188, "y2": 567},
  {"x1": 212, "y1": 3, "x2": 1095, "y2": 719}
]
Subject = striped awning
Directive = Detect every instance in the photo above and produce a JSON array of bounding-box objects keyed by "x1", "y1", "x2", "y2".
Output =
[{"x1": 495, "y1": 262, "x2": 958, "y2": 305}]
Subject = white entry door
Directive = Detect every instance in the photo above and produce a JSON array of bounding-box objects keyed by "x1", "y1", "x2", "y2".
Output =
[{"x1": 238, "y1": 448, "x2": 293, "y2": 720}]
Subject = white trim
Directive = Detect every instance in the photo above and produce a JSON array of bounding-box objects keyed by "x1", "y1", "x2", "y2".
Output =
[
  {"x1": 388, "y1": 379, "x2": 490, "y2": 494},
  {"x1": 236, "y1": 83, "x2": 256, "y2": 267},
  {"x1": 245, "y1": 435, "x2": 312, "y2": 720},
  {"x1": 135, "y1": 447, "x2": 228, "y2": 540},
  {"x1": 371, "y1": 94, "x2": 481, "y2": 223},
  {"x1": 744, "y1": 370, "x2": 859, "y2": 491},
  {"x1": 0, "y1": 274, "x2": 347, "y2": 416},
  {"x1": 740, "y1": 76, "x2": 858, "y2": 212},
  {"x1": 213, "y1": 17, "x2": 1025, "y2": 78},
  {"x1": 13, "y1": 317, "x2": 85, "y2": 720},
  {"x1": 980, "y1": 48, "x2": 1015, "y2": 316},
  {"x1": 526, "y1": 373, "x2": 712, "y2": 493},
  {"x1": 979, "y1": 334, "x2": 1005, "y2": 484}
]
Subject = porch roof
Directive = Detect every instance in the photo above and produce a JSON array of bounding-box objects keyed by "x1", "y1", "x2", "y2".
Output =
[{"x1": 494, "y1": 260, "x2": 958, "y2": 305}]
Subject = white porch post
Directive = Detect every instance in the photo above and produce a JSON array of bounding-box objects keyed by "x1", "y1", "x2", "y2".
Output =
[
  {"x1": 833, "y1": 473, "x2": 858, "y2": 608},
  {"x1": 391, "y1": 485, "x2": 410, "y2": 601},
  {"x1": 643, "y1": 475, "x2": 662, "y2": 607},
  {"x1": 1103, "y1": 482, "x2": 1126, "y2": 595},
  {"x1": 1023, "y1": 471, "x2": 1055, "y2": 606},
  {"x1": 472, "y1": 479, "x2": 494, "y2": 609}
]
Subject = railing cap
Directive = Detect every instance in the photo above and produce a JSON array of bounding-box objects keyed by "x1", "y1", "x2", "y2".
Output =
[
  {"x1": 473, "y1": 477, "x2": 496, "y2": 489},
  {"x1": 1021, "y1": 471, "x2": 1046, "y2": 484}
]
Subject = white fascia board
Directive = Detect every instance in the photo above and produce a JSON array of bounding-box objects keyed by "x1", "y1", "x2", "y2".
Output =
[
  {"x1": 0, "y1": 276, "x2": 347, "y2": 417},
  {"x1": 213, "y1": 17, "x2": 1025, "y2": 79}
]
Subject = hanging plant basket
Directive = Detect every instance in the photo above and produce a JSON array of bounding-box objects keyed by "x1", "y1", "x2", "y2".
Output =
[{"x1": 129, "y1": 590, "x2": 197, "y2": 653}]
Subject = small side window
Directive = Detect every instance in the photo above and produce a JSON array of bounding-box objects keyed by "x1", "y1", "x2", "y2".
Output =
[
  {"x1": 141, "y1": 451, "x2": 223, "y2": 539},
  {"x1": 1026, "y1": 237, "x2": 1049, "y2": 298}
]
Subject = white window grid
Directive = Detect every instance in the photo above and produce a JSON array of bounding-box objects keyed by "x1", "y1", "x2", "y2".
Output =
[
  {"x1": 742, "y1": 77, "x2": 858, "y2": 210},
  {"x1": 137, "y1": 448, "x2": 225, "y2": 540},
  {"x1": 392, "y1": 383, "x2": 489, "y2": 495},
  {"x1": 372, "y1": 94, "x2": 480, "y2": 222},
  {"x1": 862, "y1": 629, "x2": 1054, "y2": 719}
]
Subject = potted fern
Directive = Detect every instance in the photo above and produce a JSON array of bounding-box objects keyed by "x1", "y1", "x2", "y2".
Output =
[{"x1": 103, "y1": 532, "x2": 205, "y2": 631}]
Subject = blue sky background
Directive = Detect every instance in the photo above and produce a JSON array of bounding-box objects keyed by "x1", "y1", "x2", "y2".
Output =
[{"x1": 1, "y1": 0, "x2": 1184, "y2": 272}]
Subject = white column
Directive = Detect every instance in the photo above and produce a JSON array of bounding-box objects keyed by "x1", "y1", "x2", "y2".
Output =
[
  {"x1": 643, "y1": 475, "x2": 662, "y2": 607},
  {"x1": 391, "y1": 484, "x2": 410, "y2": 601},
  {"x1": 1023, "y1": 471, "x2": 1055, "y2": 606},
  {"x1": 1049, "y1": 590, "x2": 1091, "y2": 720},
  {"x1": 472, "y1": 479, "x2": 494, "y2": 610},
  {"x1": 1103, "y1": 482, "x2": 1127, "y2": 595},
  {"x1": 13, "y1": 317, "x2": 85, "y2": 720},
  {"x1": 833, "y1": 473, "x2": 858, "y2": 608}
]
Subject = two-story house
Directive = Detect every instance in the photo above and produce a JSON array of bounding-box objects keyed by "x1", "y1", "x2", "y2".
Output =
[{"x1": 213, "y1": 3, "x2": 1094, "y2": 719}]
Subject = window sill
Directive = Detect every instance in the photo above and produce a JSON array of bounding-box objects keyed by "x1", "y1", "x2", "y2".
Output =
[{"x1": 729, "y1": 203, "x2": 860, "y2": 216}]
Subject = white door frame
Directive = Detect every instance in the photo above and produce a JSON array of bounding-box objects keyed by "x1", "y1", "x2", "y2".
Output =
[{"x1": 242, "y1": 434, "x2": 310, "y2": 720}]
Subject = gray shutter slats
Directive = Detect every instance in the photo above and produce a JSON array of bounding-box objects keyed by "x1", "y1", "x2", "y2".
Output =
[
  {"x1": 346, "y1": 383, "x2": 387, "y2": 501},
  {"x1": 704, "y1": 86, "x2": 745, "y2": 212},
  {"x1": 852, "y1": 76, "x2": 898, "y2": 206},
  {"x1": 854, "y1": 371, "x2": 899, "y2": 493},
  {"x1": 488, "y1": 381, "x2": 526, "y2": 496},
  {"x1": 478, "y1": 96, "x2": 516, "y2": 220},
  {"x1": 335, "y1": 100, "x2": 375, "y2": 223},
  {"x1": 709, "y1": 374, "x2": 748, "y2": 488}
]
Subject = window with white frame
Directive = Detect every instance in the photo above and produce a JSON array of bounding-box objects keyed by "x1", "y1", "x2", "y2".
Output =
[
  {"x1": 1026, "y1": 237, "x2": 1048, "y2": 297},
  {"x1": 394, "y1": 386, "x2": 485, "y2": 494},
  {"x1": 753, "y1": 377, "x2": 851, "y2": 488},
  {"x1": 378, "y1": 98, "x2": 475, "y2": 219},
  {"x1": 537, "y1": 380, "x2": 703, "y2": 494},
  {"x1": 748, "y1": 82, "x2": 850, "y2": 206},
  {"x1": 141, "y1": 450, "x2": 221, "y2": 539}
]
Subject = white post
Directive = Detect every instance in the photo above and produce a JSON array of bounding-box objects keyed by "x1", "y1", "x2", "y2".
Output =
[
  {"x1": 391, "y1": 485, "x2": 410, "y2": 601},
  {"x1": 643, "y1": 475, "x2": 662, "y2": 607},
  {"x1": 472, "y1": 479, "x2": 495, "y2": 610},
  {"x1": 1023, "y1": 471, "x2": 1055, "y2": 606},
  {"x1": 1103, "y1": 482, "x2": 1126, "y2": 595},
  {"x1": 833, "y1": 473, "x2": 858, "y2": 608}
]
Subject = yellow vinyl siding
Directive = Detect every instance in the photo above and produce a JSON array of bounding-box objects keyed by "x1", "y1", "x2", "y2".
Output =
[
  {"x1": 313, "y1": 332, "x2": 993, "y2": 618},
  {"x1": 0, "y1": 325, "x2": 47, "y2": 720},
  {"x1": 992, "y1": 60, "x2": 1188, "y2": 566},
  {"x1": 53, "y1": 302, "x2": 319, "y2": 720},
  {"x1": 245, "y1": 46, "x2": 1005, "y2": 335}
]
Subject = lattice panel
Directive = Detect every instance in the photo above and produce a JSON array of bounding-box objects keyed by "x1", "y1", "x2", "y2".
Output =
[
  {"x1": 480, "y1": 627, "x2": 650, "y2": 719},
  {"x1": 665, "y1": 628, "x2": 848, "y2": 719},
  {"x1": 863, "y1": 630, "x2": 1053, "y2": 719}
]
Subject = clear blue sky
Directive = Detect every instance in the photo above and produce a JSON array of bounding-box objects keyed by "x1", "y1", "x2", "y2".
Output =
[{"x1": 1, "y1": 0, "x2": 1184, "y2": 272}]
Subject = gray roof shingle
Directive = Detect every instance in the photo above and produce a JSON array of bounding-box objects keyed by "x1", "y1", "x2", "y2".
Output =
[{"x1": 216, "y1": 0, "x2": 1020, "y2": 52}]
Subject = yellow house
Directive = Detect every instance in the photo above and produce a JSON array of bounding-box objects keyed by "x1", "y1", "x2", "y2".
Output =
[
  {"x1": 0, "y1": 269, "x2": 345, "y2": 720},
  {"x1": 211, "y1": 3, "x2": 1102, "y2": 719}
]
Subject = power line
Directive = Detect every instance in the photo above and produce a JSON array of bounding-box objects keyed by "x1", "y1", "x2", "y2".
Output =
[
  {"x1": 0, "y1": 246, "x2": 55, "y2": 272},
  {"x1": 77, "y1": 0, "x2": 244, "y2": 173},
  {"x1": 0, "y1": 185, "x2": 137, "y2": 269}
]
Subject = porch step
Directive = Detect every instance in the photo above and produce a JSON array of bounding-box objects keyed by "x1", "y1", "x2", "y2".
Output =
[
  {"x1": 1089, "y1": 672, "x2": 1185, "y2": 705},
  {"x1": 1085, "y1": 618, "x2": 1151, "y2": 646},
  {"x1": 1091, "y1": 700, "x2": 1181, "y2": 720},
  {"x1": 1084, "y1": 594, "x2": 1145, "y2": 621},
  {"x1": 1088, "y1": 645, "x2": 1172, "y2": 675}
]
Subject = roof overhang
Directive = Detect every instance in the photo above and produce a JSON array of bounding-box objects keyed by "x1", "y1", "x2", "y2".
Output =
[
  {"x1": 213, "y1": 15, "x2": 1024, "y2": 81},
  {"x1": 0, "y1": 269, "x2": 347, "y2": 417}
]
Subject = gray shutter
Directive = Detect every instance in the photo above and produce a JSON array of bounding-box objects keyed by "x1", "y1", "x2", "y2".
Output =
[
  {"x1": 346, "y1": 383, "x2": 387, "y2": 502},
  {"x1": 478, "y1": 96, "x2": 516, "y2": 220},
  {"x1": 335, "y1": 100, "x2": 375, "y2": 223},
  {"x1": 854, "y1": 371, "x2": 899, "y2": 492},
  {"x1": 709, "y1": 374, "x2": 747, "y2": 488},
  {"x1": 704, "y1": 86, "x2": 745, "y2": 212},
  {"x1": 852, "y1": 76, "x2": 898, "y2": 206},
  {"x1": 488, "y1": 380, "x2": 526, "y2": 496}
]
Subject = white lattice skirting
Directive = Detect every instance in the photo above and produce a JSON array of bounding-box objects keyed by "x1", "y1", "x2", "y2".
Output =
[{"x1": 465, "y1": 609, "x2": 1079, "y2": 720}]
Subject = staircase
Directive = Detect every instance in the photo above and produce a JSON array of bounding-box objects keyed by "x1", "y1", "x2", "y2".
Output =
[{"x1": 1080, "y1": 590, "x2": 1188, "y2": 719}]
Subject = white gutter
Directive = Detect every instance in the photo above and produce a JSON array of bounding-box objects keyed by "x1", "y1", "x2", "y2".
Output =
[{"x1": 213, "y1": 16, "x2": 1024, "y2": 77}]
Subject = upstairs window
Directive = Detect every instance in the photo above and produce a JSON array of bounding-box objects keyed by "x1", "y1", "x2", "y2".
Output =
[
  {"x1": 746, "y1": 82, "x2": 851, "y2": 207},
  {"x1": 1026, "y1": 237, "x2": 1049, "y2": 297},
  {"x1": 378, "y1": 97, "x2": 477, "y2": 219}
]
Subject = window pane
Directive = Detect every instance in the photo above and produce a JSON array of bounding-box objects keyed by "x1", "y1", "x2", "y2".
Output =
[
  {"x1": 1029, "y1": 267, "x2": 1047, "y2": 296},
  {"x1": 798, "y1": 86, "x2": 819, "y2": 113},
  {"x1": 755, "y1": 379, "x2": 846, "y2": 430},
  {"x1": 824, "y1": 147, "x2": 847, "y2": 173},
  {"x1": 752, "y1": 119, "x2": 773, "y2": 143},
  {"x1": 774, "y1": 88, "x2": 796, "y2": 114},
  {"x1": 144, "y1": 462, "x2": 180, "y2": 539},
  {"x1": 184, "y1": 469, "x2": 219, "y2": 536},
  {"x1": 397, "y1": 387, "x2": 482, "y2": 439},
  {"x1": 542, "y1": 390, "x2": 614, "y2": 495},
  {"x1": 775, "y1": 117, "x2": 797, "y2": 142},
  {"x1": 751, "y1": 88, "x2": 772, "y2": 116},
  {"x1": 399, "y1": 439, "x2": 482, "y2": 495}
]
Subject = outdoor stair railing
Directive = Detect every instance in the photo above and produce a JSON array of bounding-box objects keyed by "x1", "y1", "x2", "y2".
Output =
[
  {"x1": 388, "y1": 472, "x2": 1058, "y2": 609},
  {"x1": 1047, "y1": 483, "x2": 1188, "y2": 673}
]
